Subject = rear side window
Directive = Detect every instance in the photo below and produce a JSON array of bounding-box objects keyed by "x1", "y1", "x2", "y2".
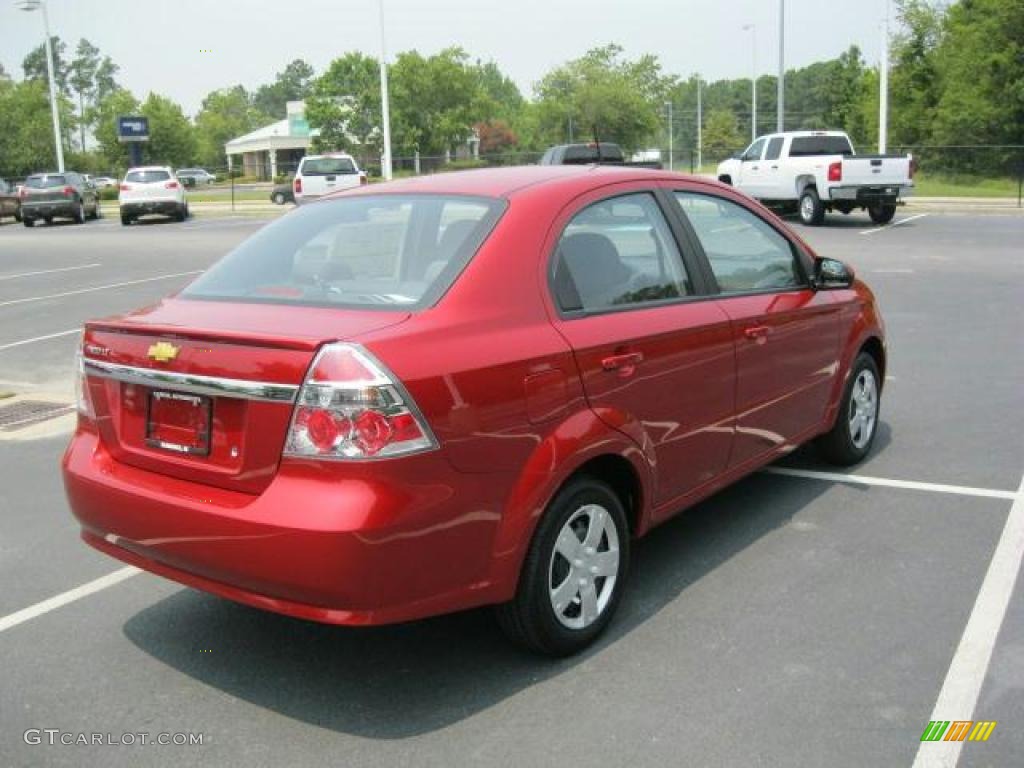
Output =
[
  {"x1": 764, "y1": 137, "x2": 784, "y2": 161},
  {"x1": 183, "y1": 195, "x2": 504, "y2": 310},
  {"x1": 126, "y1": 170, "x2": 171, "y2": 183},
  {"x1": 788, "y1": 136, "x2": 854, "y2": 157},
  {"x1": 26, "y1": 175, "x2": 67, "y2": 188},
  {"x1": 301, "y1": 157, "x2": 357, "y2": 175},
  {"x1": 553, "y1": 193, "x2": 692, "y2": 313},
  {"x1": 675, "y1": 193, "x2": 803, "y2": 293}
]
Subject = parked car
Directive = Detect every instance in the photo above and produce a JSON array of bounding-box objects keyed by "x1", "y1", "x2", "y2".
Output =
[
  {"x1": 270, "y1": 182, "x2": 294, "y2": 205},
  {"x1": 119, "y1": 166, "x2": 189, "y2": 225},
  {"x1": 716, "y1": 130, "x2": 914, "y2": 225},
  {"x1": 20, "y1": 171, "x2": 100, "y2": 227},
  {"x1": 64, "y1": 166, "x2": 886, "y2": 656},
  {"x1": 176, "y1": 168, "x2": 217, "y2": 187},
  {"x1": 92, "y1": 176, "x2": 118, "y2": 189},
  {"x1": 292, "y1": 153, "x2": 366, "y2": 205},
  {"x1": 540, "y1": 142, "x2": 663, "y2": 169},
  {"x1": 0, "y1": 179, "x2": 21, "y2": 222}
]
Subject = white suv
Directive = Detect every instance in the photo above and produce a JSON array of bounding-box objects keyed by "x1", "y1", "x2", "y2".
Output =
[
  {"x1": 119, "y1": 166, "x2": 188, "y2": 225},
  {"x1": 293, "y1": 153, "x2": 367, "y2": 205}
]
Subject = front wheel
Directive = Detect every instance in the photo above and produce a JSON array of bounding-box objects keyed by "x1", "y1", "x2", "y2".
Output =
[
  {"x1": 799, "y1": 187, "x2": 825, "y2": 225},
  {"x1": 868, "y1": 203, "x2": 896, "y2": 224},
  {"x1": 496, "y1": 476, "x2": 629, "y2": 656},
  {"x1": 817, "y1": 352, "x2": 881, "y2": 465}
]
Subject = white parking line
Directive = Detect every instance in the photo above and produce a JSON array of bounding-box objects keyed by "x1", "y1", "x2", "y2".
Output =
[
  {"x1": 762, "y1": 467, "x2": 1018, "y2": 500},
  {"x1": 0, "y1": 328, "x2": 80, "y2": 352},
  {"x1": 0, "y1": 263, "x2": 101, "y2": 281},
  {"x1": 859, "y1": 212, "x2": 929, "y2": 235},
  {"x1": 911, "y1": 473, "x2": 1024, "y2": 768},
  {"x1": 0, "y1": 271, "x2": 202, "y2": 308},
  {"x1": 0, "y1": 567, "x2": 140, "y2": 634}
]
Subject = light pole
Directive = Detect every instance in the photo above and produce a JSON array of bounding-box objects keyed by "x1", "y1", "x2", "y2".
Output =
[
  {"x1": 16, "y1": 0, "x2": 64, "y2": 172},
  {"x1": 377, "y1": 0, "x2": 393, "y2": 180},
  {"x1": 696, "y1": 76, "x2": 702, "y2": 171},
  {"x1": 665, "y1": 101, "x2": 673, "y2": 171},
  {"x1": 879, "y1": 0, "x2": 890, "y2": 153},
  {"x1": 777, "y1": 0, "x2": 785, "y2": 132},
  {"x1": 743, "y1": 24, "x2": 757, "y2": 141}
]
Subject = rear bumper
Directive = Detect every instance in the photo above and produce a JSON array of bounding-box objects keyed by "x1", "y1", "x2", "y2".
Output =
[
  {"x1": 829, "y1": 184, "x2": 913, "y2": 203},
  {"x1": 22, "y1": 202, "x2": 77, "y2": 219},
  {"x1": 121, "y1": 200, "x2": 182, "y2": 216},
  {"x1": 62, "y1": 428, "x2": 506, "y2": 625}
]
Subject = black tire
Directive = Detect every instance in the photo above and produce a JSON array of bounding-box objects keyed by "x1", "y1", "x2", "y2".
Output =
[
  {"x1": 817, "y1": 352, "x2": 882, "y2": 466},
  {"x1": 496, "y1": 476, "x2": 630, "y2": 656},
  {"x1": 798, "y1": 187, "x2": 825, "y2": 225},
  {"x1": 23, "y1": 217, "x2": 33, "y2": 228},
  {"x1": 272, "y1": 192, "x2": 286, "y2": 205},
  {"x1": 44, "y1": 216, "x2": 53, "y2": 226},
  {"x1": 14, "y1": 209, "x2": 21, "y2": 222},
  {"x1": 120, "y1": 213, "x2": 131, "y2": 226},
  {"x1": 175, "y1": 204, "x2": 187, "y2": 222},
  {"x1": 868, "y1": 203, "x2": 896, "y2": 225},
  {"x1": 74, "y1": 201, "x2": 86, "y2": 224}
]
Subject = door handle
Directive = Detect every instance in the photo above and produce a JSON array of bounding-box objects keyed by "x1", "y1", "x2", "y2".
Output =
[
  {"x1": 601, "y1": 351, "x2": 644, "y2": 376},
  {"x1": 770, "y1": 165, "x2": 779, "y2": 169},
  {"x1": 743, "y1": 325, "x2": 770, "y2": 342},
  {"x1": 751, "y1": 165, "x2": 759, "y2": 170}
]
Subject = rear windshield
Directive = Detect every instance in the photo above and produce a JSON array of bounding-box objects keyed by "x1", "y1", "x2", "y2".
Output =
[
  {"x1": 26, "y1": 175, "x2": 67, "y2": 188},
  {"x1": 183, "y1": 194, "x2": 505, "y2": 310},
  {"x1": 126, "y1": 170, "x2": 171, "y2": 183},
  {"x1": 788, "y1": 136, "x2": 854, "y2": 157},
  {"x1": 302, "y1": 157, "x2": 357, "y2": 175},
  {"x1": 562, "y1": 144, "x2": 624, "y2": 164}
]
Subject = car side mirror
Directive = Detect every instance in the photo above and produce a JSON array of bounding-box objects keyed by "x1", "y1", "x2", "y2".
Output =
[{"x1": 813, "y1": 258, "x2": 854, "y2": 290}]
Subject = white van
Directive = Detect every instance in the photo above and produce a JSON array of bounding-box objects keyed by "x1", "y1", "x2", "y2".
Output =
[{"x1": 293, "y1": 153, "x2": 367, "y2": 205}]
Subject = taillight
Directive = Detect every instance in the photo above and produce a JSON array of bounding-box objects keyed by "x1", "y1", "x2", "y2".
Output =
[
  {"x1": 284, "y1": 343, "x2": 437, "y2": 460},
  {"x1": 62, "y1": 186, "x2": 75, "y2": 197},
  {"x1": 165, "y1": 181, "x2": 180, "y2": 189},
  {"x1": 827, "y1": 162, "x2": 842, "y2": 182},
  {"x1": 74, "y1": 338, "x2": 95, "y2": 420},
  {"x1": 119, "y1": 183, "x2": 131, "y2": 192},
  {"x1": 294, "y1": 178, "x2": 302, "y2": 194}
]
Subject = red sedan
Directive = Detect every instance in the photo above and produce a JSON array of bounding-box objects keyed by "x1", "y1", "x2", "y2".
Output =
[{"x1": 63, "y1": 166, "x2": 885, "y2": 655}]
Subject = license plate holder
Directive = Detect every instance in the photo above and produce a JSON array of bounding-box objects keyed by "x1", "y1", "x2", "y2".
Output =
[{"x1": 145, "y1": 390, "x2": 211, "y2": 456}]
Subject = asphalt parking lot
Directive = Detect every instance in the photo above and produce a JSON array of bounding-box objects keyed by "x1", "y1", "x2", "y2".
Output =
[{"x1": 0, "y1": 208, "x2": 1021, "y2": 767}]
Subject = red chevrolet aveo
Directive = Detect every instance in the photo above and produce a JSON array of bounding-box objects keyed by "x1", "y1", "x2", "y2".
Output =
[{"x1": 63, "y1": 166, "x2": 885, "y2": 655}]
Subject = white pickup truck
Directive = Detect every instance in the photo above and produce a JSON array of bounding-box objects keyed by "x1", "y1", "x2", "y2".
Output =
[
  {"x1": 293, "y1": 153, "x2": 367, "y2": 205},
  {"x1": 715, "y1": 131, "x2": 914, "y2": 225}
]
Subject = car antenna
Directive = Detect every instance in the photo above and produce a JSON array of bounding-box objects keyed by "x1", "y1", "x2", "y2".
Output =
[{"x1": 593, "y1": 124, "x2": 602, "y2": 164}]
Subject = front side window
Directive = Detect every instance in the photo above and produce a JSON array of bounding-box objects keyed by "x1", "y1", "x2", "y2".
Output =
[
  {"x1": 553, "y1": 193, "x2": 691, "y2": 313},
  {"x1": 742, "y1": 138, "x2": 767, "y2": 161},
  {"x1": 675, "y1": 192, "x2": 803, "y2": 293},
  {"x1": 184, "y1": 194, "x2": 503, "y2": 310}
]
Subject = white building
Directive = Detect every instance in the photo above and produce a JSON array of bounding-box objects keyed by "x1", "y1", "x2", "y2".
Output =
[{"x1": 224, "y1": 101, "x2": 314, "y2": 179}]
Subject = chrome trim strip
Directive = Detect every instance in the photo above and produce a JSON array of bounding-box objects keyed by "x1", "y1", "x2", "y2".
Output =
[{"x1": 83, "y1": 358, "x2": 299, "y2": 403}]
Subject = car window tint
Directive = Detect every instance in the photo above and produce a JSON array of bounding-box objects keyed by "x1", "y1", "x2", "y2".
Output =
[
  {"x1": 764, "y1": 137, "x2": 784, "y2": 161},
  {"x1": 26, "y1": 175, "x2": 67, "y2": 188},
  {"x1": 788, "y1": 135, "x2": 854, "y2": 156},
  {"x1": 184, "y1": 195, "x2": 503, "y2": 310},
  {"x1": 302, "y1": 157, "x2": 356, "y2": 175},
  {"x1": 126, "y1": 170, "x2": 171, "y2": 183},
  {"x1": 675, "y1": 192, "x2": 803, "y2": 293},
  {"x1": 743, "y1": 138, "x2": 766, "y2": 161},
  {"x1": 554, "y1": 193, "x2": 691, "y2": 313}
]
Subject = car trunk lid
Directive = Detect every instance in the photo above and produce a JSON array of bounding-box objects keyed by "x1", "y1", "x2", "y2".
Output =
[{"x1": 82, "y1": 298, "x2": 410, "y2": 495}]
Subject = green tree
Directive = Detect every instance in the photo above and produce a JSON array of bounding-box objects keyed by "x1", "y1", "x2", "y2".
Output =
[
  {"x1": 888, "y1": 0, "x2": 944, "y2": 147},
  {"x1": 0, "y1": 80, "x2": 61, "y2": 176},
  {"x1": 23, "y1": 35, "x2": 69, "y2": 93},
  {"x1": 69, "y1": 39, "x2": 101, "y2": 151},
  {"x1": 253, "y1": 59, "x2": 316, "y2": 120},
  {"x1": 195, "y1": 86, "x2": 258, "y2": 168},
  {"x1": 139, "y1": 93, "x2": 197, "y2": 167},
  {"x1": 93, "y1": 88, "x2": 140, "y2": 170},
  {"x1": 306, "y1": 52, "x2": 381, "y2": 162},
  {"x1": 702, "y1": 109, "x2": 743, "y2": 161}
]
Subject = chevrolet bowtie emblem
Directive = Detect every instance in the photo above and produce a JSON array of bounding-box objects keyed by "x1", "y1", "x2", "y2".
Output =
[{"x1": 147, "y1": 342, "x2": 180, "y2": 363}]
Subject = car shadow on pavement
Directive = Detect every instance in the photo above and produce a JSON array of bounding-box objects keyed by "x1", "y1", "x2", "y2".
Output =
[{"x1": 122, "y1": 424, "x2": 891, "y2": 739}]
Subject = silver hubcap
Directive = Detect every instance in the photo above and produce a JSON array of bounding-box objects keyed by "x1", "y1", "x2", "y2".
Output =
[
  {"x1": 848, "y1": 369, "x2": 878, "y2": 449},
  {"x1": 801, "y1": 195, "x2": 814, "y2": 220},
  {"x1": 548, "y1": 504, "x2": 620, "y2": 630}
]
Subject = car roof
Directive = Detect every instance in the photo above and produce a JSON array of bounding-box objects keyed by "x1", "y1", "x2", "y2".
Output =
[{"x1": 339, "y1": 165, "x2": 688, "y2": 200}]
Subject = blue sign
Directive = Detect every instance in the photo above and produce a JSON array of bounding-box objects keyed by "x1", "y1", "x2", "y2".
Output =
[{"x1": 117, "y1": 116, "x2": 149, "y2": 142}]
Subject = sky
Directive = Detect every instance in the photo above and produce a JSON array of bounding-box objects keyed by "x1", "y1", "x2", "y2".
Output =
[{"x1": 0, "y1": 0, "x2": 892, "y2": 118}]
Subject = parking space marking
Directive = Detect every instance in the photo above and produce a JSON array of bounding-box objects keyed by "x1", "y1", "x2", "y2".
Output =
[
  {"x1": 762, "y1": 467, "x2": 1017, "y2": 500},
  {"x1": 0, "y1": 271, "x2": 202, "y2": 308},
  {"x1": 859, "y1": 213, "x2": 929, "y2": 235},
  {"x1": 0, "y1": 567, "x2": 140, "y2": 634},
  {"x1": 912, "y1": 472, "x2": 1024, "y2": 768},
  {"x1": 0, "y1": 263, "x2": 101, "y2": 281},
  {"x1": 0, "y1": 328, "x2": 80, "y2": 352}
]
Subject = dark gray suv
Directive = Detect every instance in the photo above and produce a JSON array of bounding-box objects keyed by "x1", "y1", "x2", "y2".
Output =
[{"x1": 20, "y1": 171, "x2": 100, "y2": 227}]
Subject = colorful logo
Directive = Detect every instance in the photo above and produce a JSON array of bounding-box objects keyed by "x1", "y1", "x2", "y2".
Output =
[
  {"x1": 920, "y1": 720, "x2": 997, "y2": 742},
  {"x1": 147, "y1": 342, "x2": 179, "y2": 363}
]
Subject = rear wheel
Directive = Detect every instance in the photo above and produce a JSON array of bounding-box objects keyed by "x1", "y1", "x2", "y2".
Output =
[
  {"x1": 817, "y1": 352, "x2": 881, "y2": 466},
  {"x1": 798, "y1": 187, "x2": 825, "y2": 225},
  {"x1": 496, "y1": 476, "x2": 629, "y2": 656},
  {"x1": 22, "y1": 217, "x2": 33, "y2": 228},
  {"x1": 175, "y1": 204, "x2": 187, "y2": 222},
  {"x1": 120, "y1": 212, "x2": 131, "y2": 226},
  {"x1": 44, "y1": 216, "x2": 53, "y2": 226},
  {"x1": 272, "y1": 191, "x2": 286, "y2": 205},
  {"x1": 868, "y1": 203, "x2": 896, "y2": 225},
  {"x1": 74, "y1": 201, "x2": 86, "y2": 224}
]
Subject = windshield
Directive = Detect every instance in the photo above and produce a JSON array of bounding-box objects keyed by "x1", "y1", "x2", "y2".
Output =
[
  {"x1": 183, "y1": 194, "x2": 505, "y2": 310},
  {"x1": 26, "y1": 175, "x2": 67, "y2": 188}
]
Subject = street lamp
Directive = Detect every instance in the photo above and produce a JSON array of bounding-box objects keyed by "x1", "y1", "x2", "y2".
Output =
[
  {"x1": 742, "y1": 24, "x2": 757, "y2": 141},
  {"x1": 16, "y1": 0, "x2": 64, "y2": 172},
  {"x1": 777, "y1": 0, "x2": 785, "y2": 132},
  {"x1": 879, "y1": 0, "x2": 890, "y2": 153},
  {"x1": 665, "y1": 101, "x2": 673, "y2": 171},
  {"x1": 377, "y1": 0, "x2": 393, "y2": 180}
]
